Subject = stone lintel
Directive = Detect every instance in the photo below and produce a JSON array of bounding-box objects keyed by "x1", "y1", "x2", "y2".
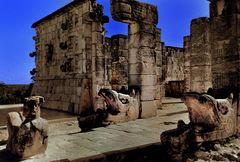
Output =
[{"x1": 111, "y1": 0, "x2": 158, "y2": 24}]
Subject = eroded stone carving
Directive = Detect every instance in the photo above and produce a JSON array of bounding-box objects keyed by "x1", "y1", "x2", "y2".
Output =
[
  {"x1": 161, "y1": 92, "x2": 238, "y2": 161},
  {"x1": 98, "y1": 88, "x2": 139, "y2": 122},
  {"x1": 78, "y1": 88, "x2": 139, "y2": 131},
  {"x1": 7, "y1": 96, "x2": 48, "y2": 159}
]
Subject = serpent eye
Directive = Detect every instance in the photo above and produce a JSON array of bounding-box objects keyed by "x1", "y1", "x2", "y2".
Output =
[{"x1": 120, "y1": 99, "x2": 129, "y2": 104}]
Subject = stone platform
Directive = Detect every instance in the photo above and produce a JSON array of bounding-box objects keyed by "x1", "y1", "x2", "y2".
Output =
[{"x1": 0, "y1": 101, "x2": 188, "y2": 162}]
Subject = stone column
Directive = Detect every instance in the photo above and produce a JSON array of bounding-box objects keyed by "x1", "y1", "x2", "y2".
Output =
[
  {"x1": 89, "y1": 2, "x2": 110, "y2": 110},
  {"x1": 111, "y1": 0, "x2": 159, "y2": 118},
  {"x1": 183, "y1": 36, "x2": 191, "y2": 92},
  {"x1": 91, "y1": 21, "x2": 105, "y2": 107},
  {"x1": 189, "y1": 17, "x2": 212, "y2": 93},
  {"x1": 110, "y1": 34, "x2": 128, "y2": 90},
  {"x1": 155, "y1": 28, "x2": 163, "y2": 108}
]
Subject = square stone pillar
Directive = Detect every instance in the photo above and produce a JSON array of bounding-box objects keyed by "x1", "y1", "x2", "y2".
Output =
[{"x1": 128, "y1": 22, "x2": 157, "y2": 118}]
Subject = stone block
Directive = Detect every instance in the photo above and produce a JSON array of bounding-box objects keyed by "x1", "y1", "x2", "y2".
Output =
[
  {"x1": 141, "y1": 100, "x2": 157, "y2": 118},
  {"x1": 82, "y1": 1, "x2": 90, "y2": 13},
  {"x1": 155, "y1": 99, "x2": 162, "y2": 109},
  {"x1": 95, "y1": 57, "x2": 105, "y2": 71},
  {"x1": 76, "y1": 87, "x2": 82, "y2": 96},
  {"x1": 83, "y1": 24, "x2": 92, "y2": 37},
  {"x1": 74, "y1": 104, "x2": 80, "y2": 114},
  {"x1": 191, "y1": 66, "x2": 212, "y2": 82},
  {"x1": 71, "y1": 95, "x2": 80, "y2": 103},
  {"x1": 61, "y1": 94, "x2": 70, "y2": 102},
  {"x1": 129, "y1": 23, "x2": 139, "y2": 35},
  {"x1": 190, "y1": 54, "x2": 211, "y2": 66},
  {"x1": 156, "y1": 67, "x2": 161, "y2": 76},
  {"x1": 78, "y1": 37, "x2": 85, "y2": 50},
  {"x1": 139, "y1": 23, "x2": 156, "y2": 34},
  {"x1": 65, "y1": 87, "x2": 73, "y2": 95},
  {"x1": 128, "y1": 33, "x2": 140, "y2": 48},
  {"x1": 141, "y1": 85, "x2": 156, "y2": 101},
  {"x1": 129, "y1": 48, "x2": 141, "y2": 64},
  {"x1": 155, "y1": 85, "x2": 162, "y2": 100},
  {"x1": 191, "y1": 81, "x2": 209, "y2": 93},
  {"x1": 132, "y1": 2, "x2": 158, "y2": 24},
  {"x1": 110, "y1": 0, "x2": 132, "y2": 23},
  {"x1": 139, "y1": 49, "x2": 155, "y2": 63},
  {"x1": 62, "y1": 102, "x2": 70, "y2": 112},
  {"x1": 129, "y1": 63, "x2": 156, "y2": 75},
  {"x1": 129, "y1": 75, "x2": 157, "y2": 86},
  {"x1": 139, "y1": 34, "x2": 155, "y2": 48}
]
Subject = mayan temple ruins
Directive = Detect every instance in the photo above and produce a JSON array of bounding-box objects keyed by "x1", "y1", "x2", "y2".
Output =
[{"x1": 30, "y1": 0, "x2": 239, "y2": 126}]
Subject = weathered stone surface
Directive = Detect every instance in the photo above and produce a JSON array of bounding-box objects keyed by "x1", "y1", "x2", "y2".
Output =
[
  {"x1": 141, "y1": 101, "x2": 157, "y2": 118},
  {"x1": 128, "y1": 75, "x2": 157, "y2": 86},
  {"x1": 7, "y1": 96, "x2": 48, "y2": 159},
  {"x1": 31, "y1": 1, "x2": 109, "y2": 114},
  {"x1": 111, "y1": 0, "x2": 158, "y2": 24},
  {"x1": 184, "y1": 17, "x2": 212, "y2": 93},
  {"x1": 110, "y1": 0, "x2": 159, "y2": 117},
  {"x1": 183, "y1": 0, "x2": 240, "y2": 96},
  {"x1": 165, "y1": 46, "x2": 184, "y2": 82},
  {"x1": 108, "y1": 34, "x2": 129, "y2": 90},
  {"x1": 161, "y1": 92, "x2": 239, "y2": 161},
  {"x1": 98, "y1": 88, "x2": 139, "y2": 123}
]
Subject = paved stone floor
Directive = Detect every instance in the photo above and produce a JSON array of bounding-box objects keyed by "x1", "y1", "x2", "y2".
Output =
[{"x1": 0, "y1": 100, "x2": 189, "y2": 162}]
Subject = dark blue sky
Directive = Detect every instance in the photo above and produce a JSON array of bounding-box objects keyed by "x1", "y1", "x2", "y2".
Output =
[{"x1": 0, "y1": 0, "x2": 209, "y2": 84}]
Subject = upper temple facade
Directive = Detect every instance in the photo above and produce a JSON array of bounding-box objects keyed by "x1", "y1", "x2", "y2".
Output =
[{"x1": 30, "y1": 0, "x2": 239, "y2": 118}]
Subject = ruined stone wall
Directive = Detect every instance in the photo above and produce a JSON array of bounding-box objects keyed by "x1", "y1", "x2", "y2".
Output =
[
  {"x1": 183, "y1": 36, "x2": 191, "y2": 92},
  {"x1": 108, "y1": 34, "x2": 128, "y2": 91},
  {"x1": 210, "y1": 0, "x2": 240, "y2": 90},
  {"x1": 164, "y1": 46, "x2": 184, "y2": 97},
  {"x1": 155, "y1": 29, "x2": 164, "y2": 108},
  {"x1": 209, "y1": 0, "x2": 240, "y2": 133},
  {"x1": 184, "y1": 17, "x2": 212, "y2": 93},
  {"x1": 165, "y1": 46, "x2": 184, "y2": 82},
  {"x1": 31, "y1": 0, "x2": 107, "y2": 114}
]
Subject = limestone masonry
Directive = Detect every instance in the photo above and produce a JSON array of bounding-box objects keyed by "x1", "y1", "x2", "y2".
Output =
[{"x1": 30, "y1": 0, "x2": 239, "y2": 122}]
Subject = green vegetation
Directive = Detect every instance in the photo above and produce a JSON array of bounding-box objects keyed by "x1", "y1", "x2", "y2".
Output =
[{"x1": 0, "y1": 82, "x2": 33, "y2": 104}]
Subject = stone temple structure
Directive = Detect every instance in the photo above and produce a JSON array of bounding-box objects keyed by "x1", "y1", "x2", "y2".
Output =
[
  {"x1": 31, "y1": 0, "x2": 166, "y2": 118},
  {"x1": 31, "y1": 0, "x2": 239, "y2": 124},
  {"x1": 183, "y1": 0, "x2": 240, "y2": 131},
  {"x1": 184, "y1": 0, "x2": 240, "y2": 93}
]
